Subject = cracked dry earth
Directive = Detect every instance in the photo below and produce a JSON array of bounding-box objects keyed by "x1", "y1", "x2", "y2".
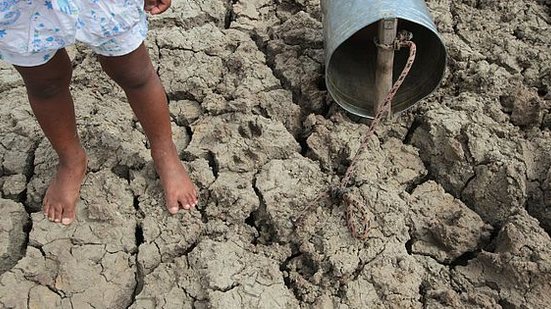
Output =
[{"x1": 1, "y1": 0, "x2": 551, "y2": 308}]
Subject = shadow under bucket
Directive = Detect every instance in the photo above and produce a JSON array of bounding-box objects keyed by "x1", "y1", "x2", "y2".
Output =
[{"x1": 322, "y1": 0, "x2": 447, "y2": 118}]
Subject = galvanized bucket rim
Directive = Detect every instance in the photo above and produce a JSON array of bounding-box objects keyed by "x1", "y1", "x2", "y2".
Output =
[{"x1": 322, "y1": 0, "x2": 448, "y2": 119}]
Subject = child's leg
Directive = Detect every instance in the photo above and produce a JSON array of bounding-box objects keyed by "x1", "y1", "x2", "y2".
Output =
[
  {"x1": 97, "y1": 43, "x2": 198, "y2": 214},
  {"x1": 14, "y1": 49, "x2": 87, "y2": 225}
]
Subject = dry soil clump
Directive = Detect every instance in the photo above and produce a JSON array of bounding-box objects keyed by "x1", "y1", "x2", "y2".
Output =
[{"x1": 1, "y1": 0, "x2": 550, "y2": 308}]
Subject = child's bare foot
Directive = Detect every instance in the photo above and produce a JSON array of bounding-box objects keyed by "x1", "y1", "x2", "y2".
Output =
[
  {"x1": 43, "y1": 148, "x2": 87, "y2": 225},
  {"x1": 152, "y1": 144, "x2": 198, "y2": 214}
]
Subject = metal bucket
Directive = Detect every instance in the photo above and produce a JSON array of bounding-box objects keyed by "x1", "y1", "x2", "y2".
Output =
[{"x1": 321, "y1": 0, "x2": 447, "y2": 118}]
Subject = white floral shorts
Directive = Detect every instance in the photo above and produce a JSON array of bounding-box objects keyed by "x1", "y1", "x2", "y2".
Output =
[{"x1": 0, "y1": 0, "x2": 148, "y2": 67}]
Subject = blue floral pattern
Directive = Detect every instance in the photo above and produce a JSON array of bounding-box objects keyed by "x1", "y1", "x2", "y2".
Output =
[
  {"x1": 0, "y1": 0, "x2": 147, "y2": 66},
  {"x1": 0, "y1": 0, "x2": 21, "y2": 27}
]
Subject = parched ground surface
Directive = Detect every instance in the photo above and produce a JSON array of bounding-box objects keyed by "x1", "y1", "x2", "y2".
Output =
[{"x1": 1, "y1": 0, "x2": 551, "y2": 308}]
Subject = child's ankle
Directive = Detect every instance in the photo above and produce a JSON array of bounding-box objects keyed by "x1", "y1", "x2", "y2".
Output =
[
  {"x1": 58, "y1": 147, "x2": 87, "y2": 166},
  {"x1": 150, "y1": 142, "x2": 179, "y2": 161}
]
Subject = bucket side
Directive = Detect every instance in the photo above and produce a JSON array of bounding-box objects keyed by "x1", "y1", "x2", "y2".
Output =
[{"x1": 322, "y1": 0, "x2": 447, "y2": 118}]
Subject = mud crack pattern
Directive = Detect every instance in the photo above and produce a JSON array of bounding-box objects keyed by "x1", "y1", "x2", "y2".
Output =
[{"x1": 1, "y1": 0, "x2": 550, "y2": 308}]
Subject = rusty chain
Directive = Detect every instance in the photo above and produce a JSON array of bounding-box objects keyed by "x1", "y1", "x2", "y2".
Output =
[{"x1": 294, "y1": 31, "x2": 417, "y2": 240}]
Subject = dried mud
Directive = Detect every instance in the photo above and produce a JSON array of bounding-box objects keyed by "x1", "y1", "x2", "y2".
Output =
[{"x1": 1, "y1": 0, "x2": 551, "y2": 308}]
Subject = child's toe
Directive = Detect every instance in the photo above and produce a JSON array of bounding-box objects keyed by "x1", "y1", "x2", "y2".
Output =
[
  {"x1": 47, "y1": 206, "x2": 56, "y2": 221},
  {"x1": 186, "y1": 195, "x2": 196, "y2": 209},
  {"x1": 54, "y1": 209, "x2": 62, "y2": 223},
  {"x1": 62, "y1": 208, "x2": 75, "y2": 225},
  {"x1": 166, "y1": 196, "x2": 179, "y2": 214},
  {"x1": 43, "y1": 197, "x2": 50, "y2": 215},
  {"x1": 181, "y1": 201, "x2": 190, "y2": 210}
]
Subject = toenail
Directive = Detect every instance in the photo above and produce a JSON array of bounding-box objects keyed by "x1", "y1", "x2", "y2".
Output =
[
  {"x1": 54, "y1": 219, "x2": 61, "y2": 223},
  {"x1": 62, "y1": 218, "x2": 72, "y2": 225},
  {"x1": 170, "y1": 207, "x2": 178, "y2": 213}
]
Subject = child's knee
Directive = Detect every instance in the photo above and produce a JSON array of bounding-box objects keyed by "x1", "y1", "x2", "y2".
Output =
[
  {"x1": 15, "y1": 51, "x2": 73, "y2": 99},
  {"x1": 107, "y1": 63, "x2": 155, "y2": 91},
  {"x1": 23, "y1": 71, "x2": 71, "y2": 99},
  {"x1": 21, "y1": 68, "x2": 72, "y2": 99},
  {"x1": 25, "y1": 75, "x2": 71, "y2": 99}
]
